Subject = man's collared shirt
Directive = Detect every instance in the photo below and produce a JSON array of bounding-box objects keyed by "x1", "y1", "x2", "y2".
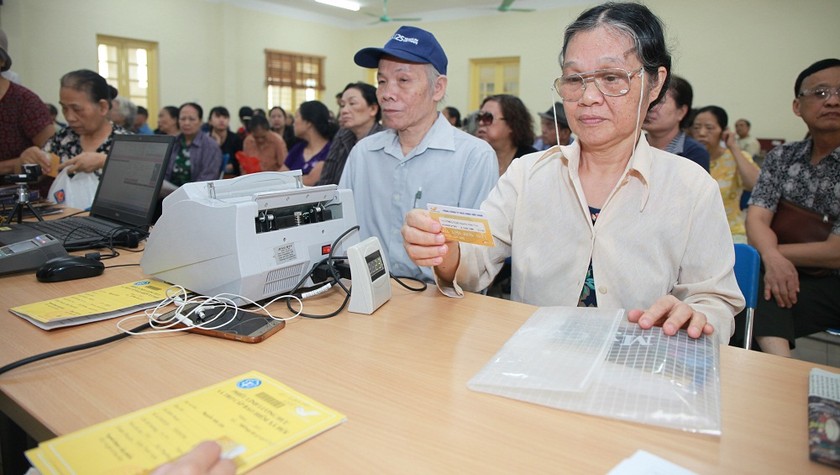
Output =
[{"x1": 339, "y1": 113, "x2": 498, "y2": 282}]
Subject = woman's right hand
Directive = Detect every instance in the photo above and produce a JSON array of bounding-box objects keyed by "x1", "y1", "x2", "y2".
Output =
[
  {"x1": 402, "y1": 209, "x2": 460, "y2": 282},
  {"x1": 402, "y1": 209, "x2": 451, "y2": 267}
]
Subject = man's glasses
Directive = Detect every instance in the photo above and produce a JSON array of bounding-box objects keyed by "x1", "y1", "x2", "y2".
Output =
[
  {"x1": 477, "y1": 111, "x2": 504, "y2": 126},
  {"x1": 798, "y1": 87, "x2": 840, "y2": 102},
  {"x1": 553, "y1": 67, "x2": 644, "y2": 102}
]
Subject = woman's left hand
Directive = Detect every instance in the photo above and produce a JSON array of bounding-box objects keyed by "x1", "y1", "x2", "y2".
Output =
[
  {"x1": 57, "y1": 151, "x2": 107, "y2": 174},
  {"x1": 626, "y1": 295, "x2": 714, "y2": 339}
]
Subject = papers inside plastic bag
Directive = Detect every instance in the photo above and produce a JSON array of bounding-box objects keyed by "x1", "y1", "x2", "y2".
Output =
[
  {"x1": 468, "y1": 308, "x2": 722, "y2": 435},
  {"x1": 469, "y1": 306, "x2": 623, "y2": 392}
]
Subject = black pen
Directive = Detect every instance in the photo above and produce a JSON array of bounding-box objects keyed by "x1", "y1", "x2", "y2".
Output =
[{"x1": 413, "y1": 187, "x2": 422, "y2": 208}]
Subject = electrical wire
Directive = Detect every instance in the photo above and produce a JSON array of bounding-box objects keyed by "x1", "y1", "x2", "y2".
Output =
[
  {"x1": 0, "y1": 321, "x2": 152, "y2": 376},
  {"x1": 285, "y1": 225, "x2": 360, "y2": 319},
  {"x1": 391, "y1": 274, "x2": 428, "y2": 292},
  {"x1": 117, "y1": 285, "x2": 304, "y2": 335}
]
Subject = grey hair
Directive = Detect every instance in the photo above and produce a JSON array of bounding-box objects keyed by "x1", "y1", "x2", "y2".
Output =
[
  {"x1": 423, "y1": 63, "x2": 444, "y2": 103},
  {"x1": 559, "y1": 2, "x2": 672, "y2": 108},
  {"x1": 112, "y1": 96, "x2": 137, "y2": 128}
]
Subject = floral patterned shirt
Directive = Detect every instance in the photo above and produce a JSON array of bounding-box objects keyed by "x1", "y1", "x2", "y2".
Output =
[
  {"x1": 578, "y1": 206, "x2": 601, "y2": 308},
  {"x1": 749, "y1": 139, "x2": 840, "y2": 235},
  {"x1": 43, "y1": 122, "x2": 130, "y2": 164}
]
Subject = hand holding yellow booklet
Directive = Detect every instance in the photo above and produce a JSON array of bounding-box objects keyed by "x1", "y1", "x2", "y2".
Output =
[{"x1": 26, "y1": 371, "x2": 346, "y2": 474}]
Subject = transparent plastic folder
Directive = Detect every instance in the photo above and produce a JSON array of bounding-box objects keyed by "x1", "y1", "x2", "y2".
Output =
[{"x1": 468, "y1": 307, "x2": 722, "y2": 435}]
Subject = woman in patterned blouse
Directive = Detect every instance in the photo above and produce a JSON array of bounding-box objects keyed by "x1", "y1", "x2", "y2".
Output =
[
  {"x1": 691, "y1": 105, "x2": 759, "y2": 243},
  {"x1": 164, "y1": 102, "x2": 221, "y2": 188},
  {"x1": 43, "y1": 69, "x2": 129, "y2": 208}
]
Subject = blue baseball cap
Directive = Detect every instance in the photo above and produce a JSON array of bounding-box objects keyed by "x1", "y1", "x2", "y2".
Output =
[{"x1": 354, "y1": 26, "x2": 448, "y2": 75}]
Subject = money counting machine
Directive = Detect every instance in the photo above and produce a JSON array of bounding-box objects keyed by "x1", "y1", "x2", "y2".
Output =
[{"x1": 141, "y1": 171, "x2": 359, "y2": 303}]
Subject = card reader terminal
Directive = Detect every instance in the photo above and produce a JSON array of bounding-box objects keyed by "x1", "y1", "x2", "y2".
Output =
[{"x1": 0, "y1": 234, "x2": 68, "y2": 275}]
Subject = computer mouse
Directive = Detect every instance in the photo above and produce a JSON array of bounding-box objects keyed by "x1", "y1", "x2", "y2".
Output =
[{"x1": 36, "y1": 255, "x2": 105, "y2": 282}]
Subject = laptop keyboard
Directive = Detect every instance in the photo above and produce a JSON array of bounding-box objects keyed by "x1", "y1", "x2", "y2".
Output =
[{"x1": 28, "y1": 218, "x2": 116, "y2": 243}]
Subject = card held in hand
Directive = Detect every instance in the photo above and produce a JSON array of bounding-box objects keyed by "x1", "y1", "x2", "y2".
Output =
[{"x1": 427, "y1": 203, "x2": 494, "y2": 247}]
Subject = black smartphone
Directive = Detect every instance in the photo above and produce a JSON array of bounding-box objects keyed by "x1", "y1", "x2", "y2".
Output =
[{"x1": 160, "y1": 303, "x2": 284, "y2": 343}]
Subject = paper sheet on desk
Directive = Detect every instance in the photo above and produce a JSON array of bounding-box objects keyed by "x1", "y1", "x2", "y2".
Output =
[
  {"x1": 25, "y1": 370, "x2": 346, "y2": 474},
  {"x1": 468, "y1": 308, "x2": 722, "y2": 435},
  {"x1": 9, "y1": 279, "x2": 172, "y2": 330}
]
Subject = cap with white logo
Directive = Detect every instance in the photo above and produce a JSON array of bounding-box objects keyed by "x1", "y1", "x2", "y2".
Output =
[{"x1": 354, "y1": 25, "x2": 447, "y2": 75}]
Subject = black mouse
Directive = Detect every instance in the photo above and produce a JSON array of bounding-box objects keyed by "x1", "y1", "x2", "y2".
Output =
[{"x1": 36, "y1": 255, "x2": 105, "y2": 282}]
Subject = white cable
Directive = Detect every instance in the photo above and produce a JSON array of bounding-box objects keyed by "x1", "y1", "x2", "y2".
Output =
[
  {"x1": 301, "y1": 283, "x2": 333, "y2": 299},
  {"x1": 630, "y1": 70, "x2": 645, "y2": 163},
  {"x1": 115, "y1": 285, "x2": 305, "y2": 336},
  {"x1": 550, "y1": 86, "x2": 561, "y2": 147}
]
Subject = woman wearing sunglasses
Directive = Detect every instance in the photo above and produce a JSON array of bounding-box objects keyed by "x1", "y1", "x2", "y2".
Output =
[
  {"x1": 476, "y1": 94, "x2": 536, "y2": 176},
  {"x1": 402, "y1": 2, "x2": 743, "y2": 344}
]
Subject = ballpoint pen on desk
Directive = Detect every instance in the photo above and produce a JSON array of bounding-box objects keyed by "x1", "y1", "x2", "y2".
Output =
[{"x1": 413, "y1": 187, "x2": 422, "y2": 208}]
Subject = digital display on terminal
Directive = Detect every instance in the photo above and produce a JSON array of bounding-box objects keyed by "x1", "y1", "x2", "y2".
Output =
[{"x1": 366, "y1": 250, "x2": 386, "y2": 282}]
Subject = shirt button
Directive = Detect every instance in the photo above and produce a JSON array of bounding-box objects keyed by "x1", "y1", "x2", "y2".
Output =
[{"x1": 598, "y1": 286, "x2": 607, "y2": 294}]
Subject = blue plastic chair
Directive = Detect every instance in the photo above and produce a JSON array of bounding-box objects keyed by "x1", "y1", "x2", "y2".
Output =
[{"x1": 733, "y1": 244, "x2": 761, "y2": 349}]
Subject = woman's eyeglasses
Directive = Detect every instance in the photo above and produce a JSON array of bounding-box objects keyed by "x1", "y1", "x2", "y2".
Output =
[
  {"x1": 553, "y1": 67, "x2": 644, "y2": 102},
  {"x1": 477, "y1": 111, "x2": 504, "y2": 125}
]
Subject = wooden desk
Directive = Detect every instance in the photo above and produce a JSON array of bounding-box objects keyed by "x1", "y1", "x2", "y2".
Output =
[{"x1": 0, "y1": 252, "x2": 834, "y2": 473}]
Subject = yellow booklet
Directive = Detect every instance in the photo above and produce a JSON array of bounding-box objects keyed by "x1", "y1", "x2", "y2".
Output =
[
  {"x1": 10, "y1": 279, "x2": 172, "y2": 330},
  {"x1": 25, "y1": 370, "x2": 346, "y2": 474}
]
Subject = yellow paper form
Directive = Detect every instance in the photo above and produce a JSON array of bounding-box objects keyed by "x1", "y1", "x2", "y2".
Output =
[
  {"x1": 10, "y1": 279, "x2": 172, "y2": 330},
  {"x1": 26, "y1": 371, "x2": 346, "y2": 474}
]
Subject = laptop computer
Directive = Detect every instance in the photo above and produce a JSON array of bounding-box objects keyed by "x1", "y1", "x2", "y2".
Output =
[{"x1": 2, "y1": 134, "x2": 175, "y2": 250}]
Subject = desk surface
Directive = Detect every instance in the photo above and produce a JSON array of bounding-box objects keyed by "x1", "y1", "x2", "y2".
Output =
[{"x1": 0, "y1": 251, "x2": 834, "y2": 474}]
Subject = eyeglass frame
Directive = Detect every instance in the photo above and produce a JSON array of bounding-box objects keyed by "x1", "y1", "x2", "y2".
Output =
[
  {"x1": 797, "y1": 86, "x2": 840, "y2": 101},
  {"x1": 553, "y1": 67, "x2": 645, "y2": 102},
  {"x1": 477, "y1": 111, "x2": 505, "y2": 126}
]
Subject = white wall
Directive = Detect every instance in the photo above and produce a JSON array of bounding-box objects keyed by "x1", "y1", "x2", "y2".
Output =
[{"x1": 2, "y1": 0, "x2": 839, "y2": 141}]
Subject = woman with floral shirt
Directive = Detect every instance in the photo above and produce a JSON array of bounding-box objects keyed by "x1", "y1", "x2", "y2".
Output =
[{"x1": 44, "y1": 69, "x2": 129, "y2": 209}]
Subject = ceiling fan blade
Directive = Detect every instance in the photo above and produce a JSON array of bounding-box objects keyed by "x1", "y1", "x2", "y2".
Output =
[
  {"x1": 498, "y1": 0, "x2": 516, "y2": 11},
  {"x1": 363, "y1": 1, "x2": 422, "y2": 23}
]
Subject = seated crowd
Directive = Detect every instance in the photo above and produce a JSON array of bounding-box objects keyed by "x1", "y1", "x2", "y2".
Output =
[{"x1": 1, "y1": 6, "x2": 838, "y2": 361}]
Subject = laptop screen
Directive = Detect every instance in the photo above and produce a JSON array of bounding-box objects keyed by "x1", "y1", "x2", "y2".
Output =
[{"x1": 89, "y1": 134, "x2": 174, "y2": 227}]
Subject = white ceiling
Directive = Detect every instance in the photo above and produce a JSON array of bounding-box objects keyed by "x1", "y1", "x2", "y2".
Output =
[{"x1": 215, "y1": 0, "x2": 586, "y2": 29}]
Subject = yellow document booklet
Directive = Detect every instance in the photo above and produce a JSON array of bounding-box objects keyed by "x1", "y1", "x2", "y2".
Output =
[
  {"x1": 10, "y1": 279, "x2": 172, "y2": 330},
  {"x1": 26, "y1": 371, "x2": 346, "y2": 474}
]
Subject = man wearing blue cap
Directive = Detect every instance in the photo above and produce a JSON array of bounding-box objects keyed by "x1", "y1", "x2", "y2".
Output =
[{"x1": 339, "y1": 26, "x2": 498, "y2": 282}]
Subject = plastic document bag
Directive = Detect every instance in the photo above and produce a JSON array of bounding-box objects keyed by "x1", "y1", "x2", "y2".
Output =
[
  {"x1": 48, "y1": 169, "x2": 98, "y2": 209},
  {"x1": 469, "y1": 307, "x2": 623, "y2": 392},
  {"x1": 468, "y1": 308, "x2": 722, "y2": 435}
]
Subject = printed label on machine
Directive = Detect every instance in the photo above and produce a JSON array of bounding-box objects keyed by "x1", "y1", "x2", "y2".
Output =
[{"x1": 274, "y1": 243, "x2": 297, "y2": 264}]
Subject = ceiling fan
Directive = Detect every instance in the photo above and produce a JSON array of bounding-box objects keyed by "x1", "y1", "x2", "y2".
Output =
[
  {"x1": 366, "y1": 0, "x2": 421, "y2": 24},
  {"x1": 497, "y1": 0, "x2": 535, "y2": 13}
]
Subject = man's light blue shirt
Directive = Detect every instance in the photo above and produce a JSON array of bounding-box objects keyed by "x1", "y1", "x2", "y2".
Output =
[{"x1": 339, "y1": 113, "x2": 498, "y2": 282}]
